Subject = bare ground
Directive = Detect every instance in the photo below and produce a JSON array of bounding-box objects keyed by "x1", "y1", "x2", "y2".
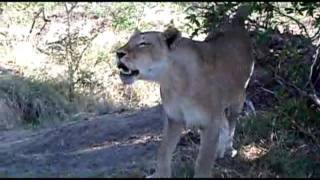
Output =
[
  {"x1": 0, "y1": 105, "x2": 261, "y2": 178},
  {"x1": 0, "y1": 103, "x2": 317, "y2": 178},
  {"x1": 0, "y1": 106, "x2": 164, "y2": 178}
]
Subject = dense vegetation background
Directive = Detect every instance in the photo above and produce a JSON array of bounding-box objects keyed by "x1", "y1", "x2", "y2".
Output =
[{"x1": 0, "y1": 2, "x2": 319, "y2": 177}]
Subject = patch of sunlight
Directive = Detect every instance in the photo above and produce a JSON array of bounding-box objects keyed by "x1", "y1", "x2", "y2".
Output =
[
  {"x1": 131, "y1": 135, "x2": 161, "y2": 145},
  {"x1": 239, "y1": 143, "x2": 268, "y2": 161},
  {"x1": 70, "y1": 135, "x2": 161, "y2": 155},
  {"x1": 70, "y1": 141, "x2": 121, "y2": 155},
  {"x1": 13, "y1": 42, "x2": 47, "y2": 68}
]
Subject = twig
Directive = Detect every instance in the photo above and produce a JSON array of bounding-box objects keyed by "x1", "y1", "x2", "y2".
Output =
[
  {"x1": 36, "y1": 47, "x2": 50, "y2": 56},
  {"x1": 311, "y1": 27, "x2": 320, "y2": 41},
  {"x1": 37, "y1": 8, "x2": 51, "y2": 35},
  {"x1": 304, "y1": 38, "x2": 320, "y2": 107},
  {"x1": 260, "y1": 86, "x2": 276, "y2": 95},
  {"x1": 74, "y1": 34, "x2": 98, "y2": 73},
  {"x1": 65, "y1": 2, "x2": 77, "y2": 14},
  {"x1": 79, "y1": 34, "x2": 98, "y2": 61},
  {"x1": 29, "y1": 7, "x2": 43, "y2": 34},
  {"x1": 306, "y1": 38, "x2": 320, "y2": 88},
  {"x1": 0, "y1": 32, "x2": 6, "y2": 37}
]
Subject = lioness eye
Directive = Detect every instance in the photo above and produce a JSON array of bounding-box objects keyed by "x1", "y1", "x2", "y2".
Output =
[{"x1": 138, "y1": 42, "x2": 150, "y2": 47}]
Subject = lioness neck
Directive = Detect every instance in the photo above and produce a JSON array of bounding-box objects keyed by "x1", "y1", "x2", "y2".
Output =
[{"x1": 159, "y1": 50, "x2": 204, "y2": 95}]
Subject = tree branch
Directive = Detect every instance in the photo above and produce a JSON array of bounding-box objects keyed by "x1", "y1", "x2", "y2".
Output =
[
  {"x1": 36, "y1": 7, "x2": 51, "y2": 35},
  {"x1": 270, "y1": 4, "x2": 310, "y2": 38},
  {"x1": 306, "y1": 38, "x2": 320, "y2": 88}
]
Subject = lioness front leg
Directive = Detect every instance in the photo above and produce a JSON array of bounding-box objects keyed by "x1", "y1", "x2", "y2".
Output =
[
  {"x1": 194, "y1": 117, "x2": 222, "y2": 177},
  {"x1": 216, "y1": 119, "x2": 230, "y2": 159},
  {"x1": 153, "y1": 116, "x2": 184, "y2": 178},
  {"x1": 225, "y1": 97, "x2": 245, "y2": 158}
]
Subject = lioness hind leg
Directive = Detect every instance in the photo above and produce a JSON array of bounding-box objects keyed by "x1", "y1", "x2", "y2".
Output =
[{"x1": 153, "y1": 116, "x2": 184, "y2": 178}]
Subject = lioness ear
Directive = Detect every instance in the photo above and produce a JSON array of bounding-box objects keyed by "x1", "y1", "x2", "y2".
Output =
[{"x1": 163, "y1": 26, "x2": 181, "y2": 49}]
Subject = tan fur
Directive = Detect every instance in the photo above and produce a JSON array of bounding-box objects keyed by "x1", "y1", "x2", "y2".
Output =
[{"x1": 116, "y1": 6, "x2": 254, "y2": 177}]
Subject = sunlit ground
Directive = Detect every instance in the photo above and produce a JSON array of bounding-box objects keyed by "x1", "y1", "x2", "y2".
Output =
[{"x1": 239, "y1": 143, "x2": 268, "y2": 161}]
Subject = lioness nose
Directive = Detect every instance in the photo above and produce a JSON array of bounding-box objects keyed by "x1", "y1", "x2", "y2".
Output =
[{"x1": 116, "y1": 51, "x2": 126, "y2": 59}]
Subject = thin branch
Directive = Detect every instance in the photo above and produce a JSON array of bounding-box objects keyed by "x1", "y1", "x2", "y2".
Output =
[
  {"x1": 306, "y1": 38, "x2": 320, "y2": 88},
  {"x1": 0, "y1": 32, "x2": 6, "y2": 37},
  {"x1": 65, "y1": 2, "x2": 77, "y2": 14},
  {"x1": 29, "y1": 7, "x2": 43, "y2": 34},
  {"x1": 311, "y1": 27, "x2": 320, "y2": 41},
  {"x1": 64, "y1": 2, "x2": 75, "y2": 101},
  {"x1": 78, "y1": 34, "x2": 98, "y2": 61},
  {"x1": 260, "y1": 86, "x2": 276, "y2": 95},
  {"x1": 36, "y1": 47, "x2": 50, "y2": 56},
  {"x1": 30, "y1": 6, "x2": 52, "y2": 35},
  {"x1": 46, "y1": 37, "x2": 67, "y2": 46},
  {"x1": 36, "y1": 8, "x2": 51, "y2": 35}
]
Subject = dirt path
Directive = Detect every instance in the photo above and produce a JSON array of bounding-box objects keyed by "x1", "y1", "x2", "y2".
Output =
[
  {"x1": 0, "y1": 105, "x2": 286, "y2": 178},
  {"x1": 0, "y1": 106, "x2": 164, "y2": 177}
]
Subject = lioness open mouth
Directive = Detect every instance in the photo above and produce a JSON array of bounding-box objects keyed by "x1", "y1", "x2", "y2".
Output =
[
  {"x1": 118, "y1": 62, "x2": 139, "y2": 77},
  {"x1": 117, "y1": 62, "x2": 139, "y2": 84}
]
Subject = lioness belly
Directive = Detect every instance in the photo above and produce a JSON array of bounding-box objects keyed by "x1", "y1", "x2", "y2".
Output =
[{"x1": 163, "y1": 98, "x2": 209, "y2": 128}]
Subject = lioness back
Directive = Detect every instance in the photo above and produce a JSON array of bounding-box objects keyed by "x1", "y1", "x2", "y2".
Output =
[{"x1": 168, "y1": 27, "x2": 253, "y2": 99}]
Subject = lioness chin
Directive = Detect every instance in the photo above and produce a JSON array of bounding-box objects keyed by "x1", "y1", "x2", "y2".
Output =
[{"x1": 115, "y1": 5, "x2": 254, "y2": 178}]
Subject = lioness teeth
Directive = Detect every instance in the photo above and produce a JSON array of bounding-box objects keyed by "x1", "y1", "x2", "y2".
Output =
[{"x1": 120, "y1": 69, "x2": 132, "y2": 75}]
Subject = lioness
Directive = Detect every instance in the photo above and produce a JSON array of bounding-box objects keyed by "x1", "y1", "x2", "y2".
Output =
[{"x1": 115, "y1": 5, "x2": 254, "y2": 177}]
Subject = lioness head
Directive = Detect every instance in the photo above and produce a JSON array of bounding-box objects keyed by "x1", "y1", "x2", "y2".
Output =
[{"x1": 116, "y1": 27, "x2": 181, "y2": 84}]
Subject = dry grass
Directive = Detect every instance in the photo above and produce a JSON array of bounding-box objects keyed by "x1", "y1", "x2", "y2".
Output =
[{"x1": 0, "y1": 73, "x2": 70, "y2": 129}]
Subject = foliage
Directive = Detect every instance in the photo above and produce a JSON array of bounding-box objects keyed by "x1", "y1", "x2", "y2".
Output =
[
  {"x1": 0, "y1": 2, "x2": 59, "y2": 26},
  {"x1": 108, "y1": 3, "x2": 144, "y2": 31},
  {"x1": 185, "y1": 2, "x2": 320, "y2": 178},
  {"x1": 185, "y1": 2, "x2": 320, "y2": 39},
  {"x1": 36, "y1": 2, "x2": 103, "y2": 101}
]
